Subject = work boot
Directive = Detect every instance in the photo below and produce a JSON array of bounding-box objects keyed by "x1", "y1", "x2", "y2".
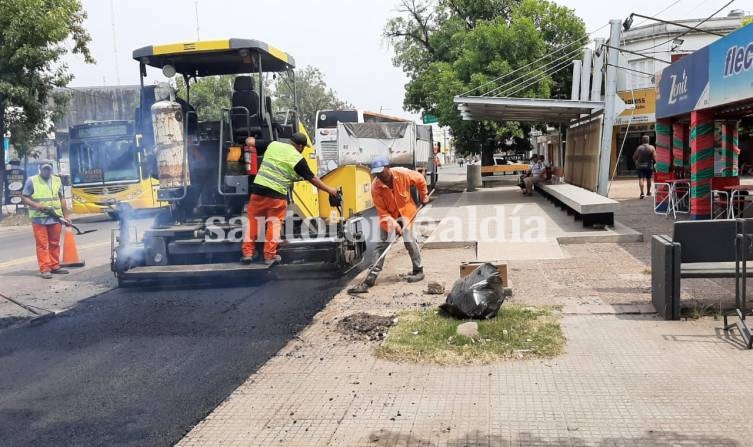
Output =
[
  {"x1": 40, "y1": 271, "x2": 53, "y2": 279},
  {"x1": 404, "y1": 268, "x2": 425, "y2": 283},
  {"x1": 364, "y1": 272, "x2": 378, "y2": 287},
  {"x1": 240, "y1": 255, "x2": 254, "y2": 264},
  {"x1": 264, "y1": 255, "x2": 282, "y2": 266},
  {"x1": 51, "y1": 268, "x2": 69, "y2": 274}
]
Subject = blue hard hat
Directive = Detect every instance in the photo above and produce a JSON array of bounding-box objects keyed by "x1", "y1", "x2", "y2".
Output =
[{"x1": 370, "y1": 155, "x2": 390, "y2": 174}]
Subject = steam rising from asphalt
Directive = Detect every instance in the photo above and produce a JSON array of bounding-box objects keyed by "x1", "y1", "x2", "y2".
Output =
[{"x1": 115, "y1": 204, "x2": 152, "y2": 267}]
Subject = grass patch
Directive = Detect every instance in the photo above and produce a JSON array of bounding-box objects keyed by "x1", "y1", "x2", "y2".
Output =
[
  {"x1": 376, "y1": 304, "x2": 565, "y2": 365},
  {"x1": 680, "y1": 300, "x2": 722, "y2": 320}
]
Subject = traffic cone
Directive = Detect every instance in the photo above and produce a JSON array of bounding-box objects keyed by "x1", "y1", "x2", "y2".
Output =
[{"x1": 61, "y1": 226, "x2": 85, "y2": 267}]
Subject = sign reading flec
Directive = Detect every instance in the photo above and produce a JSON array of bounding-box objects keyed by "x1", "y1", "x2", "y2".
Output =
[{"x1": 708, "y1": 23, "x2": 753, "y2": 109}]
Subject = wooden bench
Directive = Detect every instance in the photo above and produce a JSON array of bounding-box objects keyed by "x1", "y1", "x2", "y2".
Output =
[
  {"x1": 651, "y1": 220, "x2": 753, "y2": 320},
  {"x1": 536, "y1": 183, "x2": 617, "y2": 227},
  {"x1": 480, "y1": 164, "x2": 529, "y2": 182}
]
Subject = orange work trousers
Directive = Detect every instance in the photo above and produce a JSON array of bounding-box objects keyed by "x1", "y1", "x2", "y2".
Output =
[
  {"x1": 242, "y1": 194, "x2": 288, "y2": 260},
  {"x1": 32, "y1": 222, "x2": 62, "y2": 273}
]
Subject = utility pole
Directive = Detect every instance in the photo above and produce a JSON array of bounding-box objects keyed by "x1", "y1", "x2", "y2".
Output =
[
  {"x1": 597, "y1": 20, "x2": 622, "y2": 197},
  {"x1": 109, "y1": 0, "x2": 120, "y2": 85},
  {"x1": 195, "y1": 1, "x2": 201, "y2": 40}
]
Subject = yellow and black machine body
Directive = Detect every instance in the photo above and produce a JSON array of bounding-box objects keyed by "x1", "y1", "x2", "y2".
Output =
[{"x1": 111, "y1": 39, "x2": 367, "y2": 285}]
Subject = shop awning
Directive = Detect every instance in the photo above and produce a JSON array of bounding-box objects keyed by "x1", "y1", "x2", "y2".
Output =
[{"x1": 455, "y1": 96, "x2": 604, "y2": 123}]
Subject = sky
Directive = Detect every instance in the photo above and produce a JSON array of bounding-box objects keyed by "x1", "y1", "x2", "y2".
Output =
[{"x1": 65, "y1": 0, "x2": 747, "y2": 121}]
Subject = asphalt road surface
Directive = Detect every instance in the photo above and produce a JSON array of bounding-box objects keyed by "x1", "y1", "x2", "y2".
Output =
[
  {"x1": 0, "y1": 215, "x2": 115, "y2": 265},
  {"x1": 0, "y1": 273, "x2": 355, "y2": 446}
]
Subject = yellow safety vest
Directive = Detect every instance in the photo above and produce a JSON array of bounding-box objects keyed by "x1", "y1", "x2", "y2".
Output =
[
  {"x1": 253, "y1": 141, "x2": 303, "y2": 196},
  {"x1": 29, "y1": 175, "x2": 63, "y2": 219}
]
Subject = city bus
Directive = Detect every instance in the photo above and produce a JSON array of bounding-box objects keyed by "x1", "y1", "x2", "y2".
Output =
[
  {"x1": 314, "y1": 109, "x2": 410, "y2": 174},
  {"x1": 68, "y1": 120, "x2": 162, "y2": 217}
]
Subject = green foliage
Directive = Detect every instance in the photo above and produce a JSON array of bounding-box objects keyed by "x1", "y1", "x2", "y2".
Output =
[
  {"x1": 176, "y1": 75, "x2": 234, "y2": 122},
  {"x1": 385, "y1": 0, "x2": 586, "y2": 154},
  {"x1": 0, "y1": 0, "x2": 93, "y2": 160},
  {"x1": 274, "y1": 66, "x2": 351, "y2": 134}
]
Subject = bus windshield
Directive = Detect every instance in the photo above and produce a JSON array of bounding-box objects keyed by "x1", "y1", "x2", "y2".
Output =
[
  {"x1": 70, "y1": 138, "x2": 139, "y2": 185},
  {"x1": 316, "y1": 110, "x2": 358, "y2": 129}
]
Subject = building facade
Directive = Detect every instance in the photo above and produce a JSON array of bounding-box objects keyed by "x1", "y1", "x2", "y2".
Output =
[{"x1": 610, "y1": 10, "x2": 747, "y2": 177}]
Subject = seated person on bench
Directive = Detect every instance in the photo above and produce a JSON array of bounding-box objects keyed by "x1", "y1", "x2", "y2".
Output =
[{"x1": 523, "y1": 156, "x2": 546, "y2": 196}]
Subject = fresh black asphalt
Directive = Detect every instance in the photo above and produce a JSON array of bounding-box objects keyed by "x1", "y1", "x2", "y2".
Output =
[{"x1": 0, "y1": 276, "x2": 349, "y2": 446}]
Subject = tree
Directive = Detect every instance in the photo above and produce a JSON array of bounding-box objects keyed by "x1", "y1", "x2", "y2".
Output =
[
  {"x1": 0, "y1": 0, "x2": 93, "y2": 197},
  {"x1": 274, "y1": 66, "x2": 351, "y2": 135},
  {"x1": 176, "y1": 75, "x2": 234, "y2": 122},
  {"x1": 385, "y1": 0, "x2": 586, "y2": 155}
]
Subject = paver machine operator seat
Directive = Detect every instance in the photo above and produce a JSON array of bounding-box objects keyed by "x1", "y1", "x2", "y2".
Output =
[{"x1": 231, "y1": 76, "x2": 261, "y2": 143}]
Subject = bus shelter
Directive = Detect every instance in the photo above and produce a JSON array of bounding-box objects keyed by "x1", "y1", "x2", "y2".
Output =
[{"x1": 454, "y1": 96, "x2": 605, "y2": 191}]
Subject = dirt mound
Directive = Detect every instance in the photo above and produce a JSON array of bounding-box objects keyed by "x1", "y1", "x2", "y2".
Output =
[{"x1": 337, "y1": 313, "x2": 396, "y2": 341}]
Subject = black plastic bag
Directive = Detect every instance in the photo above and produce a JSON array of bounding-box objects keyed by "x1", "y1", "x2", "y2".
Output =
[{"x1": 439, "y1": 263, "x2": 505, "y2": 319}]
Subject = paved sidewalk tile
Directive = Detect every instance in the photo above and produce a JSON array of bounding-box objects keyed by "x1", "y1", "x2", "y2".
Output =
[
  {"x1": 178, "y1": 179, "x2": 753, "y2": 446},
  {"x1": 179, "y1": 315, "x2": 752, "y2": 446}
]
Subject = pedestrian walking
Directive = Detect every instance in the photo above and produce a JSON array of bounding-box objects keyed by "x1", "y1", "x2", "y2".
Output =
[
  {"x1": 363, "y1": 156, "x2": 430, "y2": 287},
  {"x1": 632, "y1": 135, "x2": 656, "y2": 199},
  {"x1": 21, "y1": 161, "x2": 72, "y2": 279}
]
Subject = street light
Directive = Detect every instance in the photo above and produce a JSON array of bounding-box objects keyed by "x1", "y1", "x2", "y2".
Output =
[{"x1": 622, "y1": 12, "x2": 725, "y2": 36}]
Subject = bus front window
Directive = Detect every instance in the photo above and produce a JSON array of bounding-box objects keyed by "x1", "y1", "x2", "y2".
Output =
[
  {"x1": 316, "y1": 110, "x2": 358, "y2": 130},
  {"x1": 70, "y1": 139, "x2": 139, "y2": 185}
]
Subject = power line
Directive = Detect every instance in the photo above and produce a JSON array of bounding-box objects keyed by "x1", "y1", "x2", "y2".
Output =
[
  {"x1": 605, "y1": 63, "x2": 655, "y2": 78},
  {"x1": 633, "y1": 0, "x2": 735, "y2": 53},
  {"x1": 634, "y1": 0, "x2": 686, "y2": 27},
  {"x1": 504, "y1": 55, "x2": 581, "y2": 97},
  {"x1": 482, "y1": 43, "x2": 588, "y2": 97},
  {"x1": 459, "y1": 0, "x2": 692, "y2": 99},
  {"x1": 468, "y1": 37, "x2": 588, "y2": 97},
  {"x1": 460, "y1": 25, "x2": 606, "y2": 97},
  {"x1": 494, "y1": 46, "x2": 586, "y2": 97},
  {"x1": 505, "y1": 0, "x2": 730, "y2": 99}
]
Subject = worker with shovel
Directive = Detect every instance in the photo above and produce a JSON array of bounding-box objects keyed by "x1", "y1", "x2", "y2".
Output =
[
  {"x1": 355, "y1": 156, "x2": 430, "y2": 292},
  {"x1": 21, "y1": 161, "x2": 72, "y2": 279}
]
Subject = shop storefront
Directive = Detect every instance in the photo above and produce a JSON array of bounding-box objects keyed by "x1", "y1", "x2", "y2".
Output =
[
  {"x1": 612, "y1": 88, "x2": 657, "y2": 177},
  {"x1": 655, "y1": 22, "x2": 753, "y2": 219}
]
